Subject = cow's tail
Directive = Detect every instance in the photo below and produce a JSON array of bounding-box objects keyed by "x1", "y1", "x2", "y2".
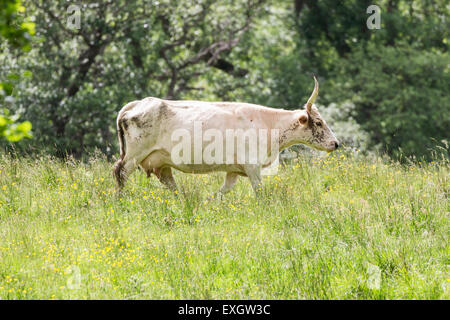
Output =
[
  {"x1": 113, "y1": 114, "x2": 126, "y2": 190},
  {"x1": 114, "y1": 104, "x2": 132, "y2": 190},
  {"x1": 117, "y1": 116, "x2": 126, "y2": 160},
  {"x1": 114, "y1": 100, "x2": 140, "y2": 190}
]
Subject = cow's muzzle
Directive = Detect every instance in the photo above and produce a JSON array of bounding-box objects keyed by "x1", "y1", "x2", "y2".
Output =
[{"x1": 326, "y1": 140, "x2": 339, "y2": 152}]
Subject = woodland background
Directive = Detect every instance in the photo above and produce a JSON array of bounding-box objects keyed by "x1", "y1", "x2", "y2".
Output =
[{"x1": 1, "y1": 0, "x2": 449, "y2": 160}]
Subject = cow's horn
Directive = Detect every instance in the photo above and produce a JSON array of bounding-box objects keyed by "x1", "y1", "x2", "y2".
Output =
[{"x1": 306, "y1": 76, "x2": 319, "y2": 113}]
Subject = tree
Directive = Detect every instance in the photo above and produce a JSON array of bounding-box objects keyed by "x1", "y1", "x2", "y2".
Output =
[
  {"x1": 2, "y1": 0, "x2": 447, "y2": 159},
  {"x1": 267, "y1": 0, "x2": 450, "y2": 159},
  {"x1": 0, "y1": 0, "x2": 33, "y2": 142},
  {"x1": 9, "y1": 0, "x2": 266, "y2": 157},
  {"x1": 334, "y1": 42, "x2": 449, "y2": 159}
]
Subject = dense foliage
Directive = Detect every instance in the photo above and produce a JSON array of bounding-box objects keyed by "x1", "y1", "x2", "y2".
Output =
[
  {"x1": 0, "y1": 0, "x2": 448, "y2": 159},
  {"x1": 0, "y1": 0, "x2": 34, "y2": 142}
]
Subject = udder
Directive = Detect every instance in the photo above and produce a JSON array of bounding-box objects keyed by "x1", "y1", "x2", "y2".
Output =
[{"x1": 140, "y1": 150, "x2": 172, "y2": 176}]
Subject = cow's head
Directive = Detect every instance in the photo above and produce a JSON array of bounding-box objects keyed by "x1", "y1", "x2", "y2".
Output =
[{"x1": 294, "y1": 77, "x2": 339, "y2": 152}]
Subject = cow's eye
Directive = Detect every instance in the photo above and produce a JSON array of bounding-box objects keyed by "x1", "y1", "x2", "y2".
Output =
[{"x1": 316, "y1": 122, "x2": 322, "y2": 127}]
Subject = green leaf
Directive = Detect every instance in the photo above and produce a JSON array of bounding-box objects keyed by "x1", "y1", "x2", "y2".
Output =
[{"x1": 16, "y1": 120, "x2": 32, "y2": 133}]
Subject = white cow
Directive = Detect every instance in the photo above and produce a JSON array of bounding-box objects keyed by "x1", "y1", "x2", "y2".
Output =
[{"x1": 113, "y1": 77, "x2": 339, "y2": 195}]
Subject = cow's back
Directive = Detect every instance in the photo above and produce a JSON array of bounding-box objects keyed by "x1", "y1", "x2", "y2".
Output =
[{"x1": 121, "y1": 97, "x2": 275, "y2": 135}]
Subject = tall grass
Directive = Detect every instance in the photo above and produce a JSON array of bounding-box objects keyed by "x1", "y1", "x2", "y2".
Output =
[{"x1": 0, "y1": 150, "x2": 448, "y2": 299}]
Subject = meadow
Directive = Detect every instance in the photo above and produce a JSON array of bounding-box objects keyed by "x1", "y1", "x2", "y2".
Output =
[{"x1": 0, "y1": 150, "x2": 448, "y2": 299}]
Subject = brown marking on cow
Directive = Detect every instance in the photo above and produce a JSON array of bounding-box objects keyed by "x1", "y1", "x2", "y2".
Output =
[
  {"x1": 157, "y1": 102, "x2": 174, "y2": 122},
  {"x1": 279, "y1": 119, "x2": 301, "y2": 146},
  {"x1": 130, "y1": 115, "x2": 151, "y2": 129},
  {"x1": 306, "y1": 108, "x2": 327, "y2": 145},
  {"x1": 121, "y1": 118, "x2": 129, "y2": 131}
]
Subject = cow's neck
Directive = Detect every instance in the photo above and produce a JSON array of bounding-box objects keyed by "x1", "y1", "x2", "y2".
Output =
[{"x1": 268, "y1": 110, "x2": 302, "y2": 151}]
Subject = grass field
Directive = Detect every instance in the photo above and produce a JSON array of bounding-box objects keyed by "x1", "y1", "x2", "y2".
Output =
[{"x1": 0, "y1": 150, "x2": 448, "y2": 299}]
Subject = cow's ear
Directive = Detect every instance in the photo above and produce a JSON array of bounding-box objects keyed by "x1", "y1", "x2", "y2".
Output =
[{"x1": 299, "y1": 114, "x2": 308, "y2": 125}]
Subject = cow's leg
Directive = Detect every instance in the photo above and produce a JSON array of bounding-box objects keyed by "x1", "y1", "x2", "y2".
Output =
[
  {"x1": 243, "y1": 165, "x2": 263, "y2": 196},
  {"x1": 219, "y1": 172, "x2": 239, "y2": 195},
  {"x1": 155, "y1": 167, "x2": 178, "y2": 192}
]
